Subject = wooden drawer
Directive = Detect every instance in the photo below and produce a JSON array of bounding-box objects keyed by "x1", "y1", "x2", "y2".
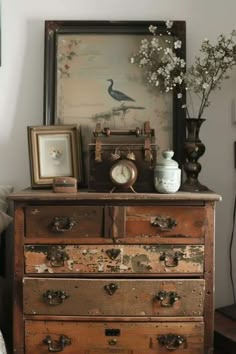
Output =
[
  {"x1": 25, "y1": 320, "x2": 204, "y2": 354},
  {"x1": 23, "y1": 278, "x2": 205, "y2": 316},
  {"x1": 24, "y1": 244, "x2": 204, "y2": 275},
  {"x1": 25, "y1": 205, "x2": 103, "y2": 238},
  {"x1": 126, "y1": 206, "x2": 206, "y2": 238},
  {"x1": 24, "y1": 205, "x2": 206, "y2": 241}
]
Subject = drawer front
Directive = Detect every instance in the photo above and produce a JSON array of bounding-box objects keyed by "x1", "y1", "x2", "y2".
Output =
[
  {"x1": 24, "y1": 244, "x2": 204, "y2": 274},
  {"x1": 126, "y1": 206, "x2": 206, "y2": 238},
  {"x1": 25, "y1": 206, "x2": 103, "y2": 238},
  {"x1": 23, "y1": 278, "x2": 205, "y2": 316},
  {"x1": 25, "y1": 205, "x2": 206, "y2": 240},
  {"x1": 25, "y1": 321, "x2": 204, "y2": 354}
]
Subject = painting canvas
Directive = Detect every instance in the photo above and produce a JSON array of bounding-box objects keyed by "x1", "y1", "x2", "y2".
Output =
[
  {"x1": 56, "y1": 33, "x2": 173, "y2": 155},
  {"x1": 44, "y1": 21, "x2": 186, "y2": 184}
]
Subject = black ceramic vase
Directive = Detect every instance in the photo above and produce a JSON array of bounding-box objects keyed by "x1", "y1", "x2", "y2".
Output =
[{"x1": 181, "y1": 118, "x2": 208, "y2": 192}]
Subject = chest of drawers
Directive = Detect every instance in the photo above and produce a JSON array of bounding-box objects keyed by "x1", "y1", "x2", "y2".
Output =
[{"x1": 9, "y1": 190, "x2": 220, "y2": 353}]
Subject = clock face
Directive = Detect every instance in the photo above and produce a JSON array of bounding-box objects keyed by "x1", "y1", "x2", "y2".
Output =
[
  {"x1": 111, "y1": 164, "x2": 132, "y2": 184},
  {"x1": 110, "y1": 160, "x2": 138, "y2": 188}
]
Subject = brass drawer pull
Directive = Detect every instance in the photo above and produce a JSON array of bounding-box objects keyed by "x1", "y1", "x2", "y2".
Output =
[
  {"x1": 43, "y1": 290, "x2": 69, "y2": 306},
  {"x1": 157, "y1": 334, "x2": 185, "y2": 351},
  {"x1": 52, "y1": 216, "x2": 76, "y2": 232},
  {"x1": 150, "y1": 216, "x2": 177, "y2": 231},
  {"x1": 104, "y1": 283, "x2": 119, "y2": 295},
  {"x1": 106, "y1": 248, "x2": 121, "y2": 260},
  {"x1": 46, "y1": 247, "x2": 69, "y2": 267},
  {"x1": 43, "y1": 335, "x2": 71, "y2": 352},
  {"x1": 159, "y1": 251, "x2": 184, "y2": 267},
  {"x1": 108, "y1": 338, "x2": 117, "y2": 346},
  {"x1": 155, "y1": 291, "x2": 181, "y2": 307}
]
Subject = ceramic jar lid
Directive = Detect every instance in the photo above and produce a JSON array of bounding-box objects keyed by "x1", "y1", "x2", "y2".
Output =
[{"x1": 155, "y1": 150, "x2": 179, "y2": 170}]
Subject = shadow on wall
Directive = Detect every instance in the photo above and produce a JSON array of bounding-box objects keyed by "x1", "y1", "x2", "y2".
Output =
[{"x1": 0, "y1": 19, "x2": 45, "y2": 190}]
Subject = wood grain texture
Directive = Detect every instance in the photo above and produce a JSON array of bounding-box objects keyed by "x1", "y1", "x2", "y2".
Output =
[
  {"x1": 126, "y1": 206, "x2": 206, "y2": 238},
  {"x1": 23, "y1": 278, "x2": 205, "y2": 317},
  {"x1": 13, "y1": 206, "x2": 25, "y2": 354},
  {"x1": 25, "y1": 205, "x2": 103, "y2": 238},
  {"x1": 204, "y1": 202, "x2": 215, "y2": 354},
  {"x1": 25, "y1": 320, "x2": 204, "y2": 354},
  {"x1": 8, "y1": 189, "x2": 221, "y2": 202}
]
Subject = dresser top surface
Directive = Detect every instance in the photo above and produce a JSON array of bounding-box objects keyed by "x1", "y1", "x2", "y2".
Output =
[{"x1": 8, "y1": 188, "x2": 222, "y2": 202}]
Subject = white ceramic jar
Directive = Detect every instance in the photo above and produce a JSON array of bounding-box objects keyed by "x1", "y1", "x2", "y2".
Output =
[{"x1": 154, "y1": 150, "x2": 181, "y2": 193}]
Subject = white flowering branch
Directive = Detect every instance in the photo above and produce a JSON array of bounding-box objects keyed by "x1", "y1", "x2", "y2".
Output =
[{"x1": 131, "y1": 22, "x2": 236, "y2": 119}]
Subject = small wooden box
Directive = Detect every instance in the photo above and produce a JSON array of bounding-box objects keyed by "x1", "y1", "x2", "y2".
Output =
[
  {"x1": 53, "y1": 177, "x2": 77, "y2": 193},
  {"x1": 88, "y1": 141, "x2": 157, "y2": 192}
]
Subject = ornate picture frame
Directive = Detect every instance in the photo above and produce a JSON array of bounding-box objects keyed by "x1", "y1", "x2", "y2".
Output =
[
  {"x1": 28, "y1": 125, "x2": 79, "y2": 188},
  {"x1": 43, "y1": 21, "x2": 186, "y2": 184}
]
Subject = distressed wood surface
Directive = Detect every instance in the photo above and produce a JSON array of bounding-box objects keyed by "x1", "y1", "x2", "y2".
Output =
[
  {"x1": 126, "y1": 206, "x2": 206, "y2": 238},
  {"x1": 24, "y1": 244, "x2": 204, "y2": 274},
  {"x1": 23, "y1": 278, "x2": 205, "y2": 317},
  {"x1": 25, "y1": 204, "x2": 206, "y2": 240},
  {"x1": 25, "y1": 205, "x2": 103, "y2": 238},
  {"x1": 9, "y1": 189, "x2": 221, "y2": 202},
  {"x1": 24, "y1": 314, "x2": 204, "y2": 322},
  {"x1": 23, "y1": 236, "x2": 204, "y2": 245},
  {"x1": 203, "y1": 202, "x2": 215, "y2": 354},
  {"x1": 25, "y1": 320, "x2": 204, "y2": 354},
  {"x1": 25, "y1": 204, "x2": 207, "y2": 241},
  {"x1": 12, "y1": 205, "x2": 25, "y2": 354}
]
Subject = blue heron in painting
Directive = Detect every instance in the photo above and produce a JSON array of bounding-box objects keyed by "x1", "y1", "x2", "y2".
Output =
[{"x1": 107, "y1": 79, "x2": 135, "y2": 103}]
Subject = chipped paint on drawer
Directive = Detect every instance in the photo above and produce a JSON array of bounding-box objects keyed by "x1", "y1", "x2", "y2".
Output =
[{"x1": 25, "y1": 245, "x2": 204, "y2": 274}]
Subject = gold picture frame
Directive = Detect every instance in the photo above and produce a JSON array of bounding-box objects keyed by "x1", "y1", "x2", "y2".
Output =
[{"x1": 28, "y1": 125, "x2": 79, "y2": 188}]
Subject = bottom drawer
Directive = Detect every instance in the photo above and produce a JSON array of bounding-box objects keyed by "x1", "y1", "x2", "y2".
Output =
[{"x1": 25, "y1": 321, "x2": 204, "y2": 353}]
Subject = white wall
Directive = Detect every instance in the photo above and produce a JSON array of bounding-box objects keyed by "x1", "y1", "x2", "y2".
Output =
[{"x1": 1, "y1": 0, "x2": 236, "y2": 307}]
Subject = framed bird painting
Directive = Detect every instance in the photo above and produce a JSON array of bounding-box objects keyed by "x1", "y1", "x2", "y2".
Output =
[{"x1": 43, "y1": 20, "x2": 186, "y2": 184}]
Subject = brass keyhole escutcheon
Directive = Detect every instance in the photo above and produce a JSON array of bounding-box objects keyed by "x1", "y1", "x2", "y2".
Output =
[
  {"x1": 106, "y1": 248, "x2": 121, "y2": 260},
  {"x1": 104, "y1": 283, "x2": 119, "y2": 296}
]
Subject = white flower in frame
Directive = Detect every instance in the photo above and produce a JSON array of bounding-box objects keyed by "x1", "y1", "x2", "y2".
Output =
[{"x1": 166, "y1": 20, "x2": 173, "y2": 29}]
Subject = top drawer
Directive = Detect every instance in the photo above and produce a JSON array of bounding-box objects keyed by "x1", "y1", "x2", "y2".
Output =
[
  {"x1": 25, "y1": 206, "x2": 103, "y2": 238},
  {"x1": 25, "y1": 204, "x2": 206, "y2": 239},
  {"x1": 126, "y1": 206, "x2": 206, "y2": 238}
]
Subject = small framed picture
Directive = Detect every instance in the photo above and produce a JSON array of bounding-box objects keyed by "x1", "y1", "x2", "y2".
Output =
[{"x1": 28, "y1": 125, "x2": 79, "y2": 188}]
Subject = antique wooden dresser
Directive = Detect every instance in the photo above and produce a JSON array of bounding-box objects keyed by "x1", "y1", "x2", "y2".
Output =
[{"x1": 9, "y1": 189, "x2": 221, "y2": 353}]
